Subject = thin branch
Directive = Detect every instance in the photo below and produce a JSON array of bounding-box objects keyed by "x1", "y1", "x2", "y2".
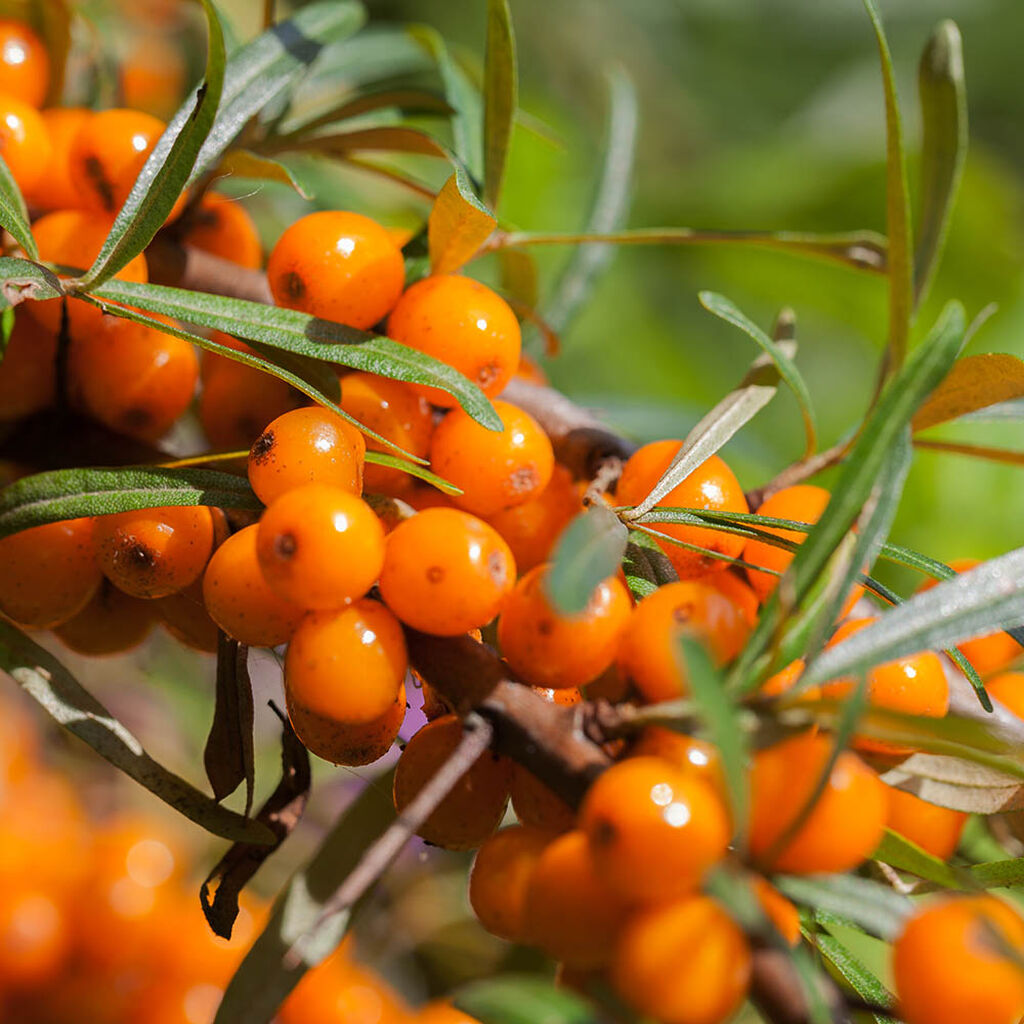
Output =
[
  {"x1": 146, "y1": 238, "x2": 273, "y2": 304},
  {"x1": 745, "y1": 438, "x2": 850, "y2": 510}
]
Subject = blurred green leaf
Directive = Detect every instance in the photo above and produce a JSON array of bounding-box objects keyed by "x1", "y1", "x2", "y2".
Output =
[
  {"x1": 454, "y1": 976, "x2": 598, "y2": 1024},
  {"x1": 545, "y1": 504, "x2": 628, "y2": 615},
  {"x1": 914, "y1": 439, "x2": 1024, "y2": 466},
  {"x1": 0, "y1": 156, "x2": 36, "y2": 260},
  {"x1": 913, "y1": 353, "x2": 1024, "y2": 431},
  {"x1": 778, "y1": 873, "x2": 912, "y2": 941},
  {"x1": 289, "y1": 86, "x2": 450, "y2": 137},
  {"x1": 215, "y1": 149, "x2": 312, "y2": 199},
  {"x1": 0, "y1": 307, "x2": 12, "y2": 349},
  {"x1": 428, "y1": 168, "x2": 497, "y2": 275},
  {"x1": 0, "y1": 256, "x2": 63, "y2": 309},
  {"x1": 483, "y1": 0, "x2": 517, "y2": 208},
  {"x1": 363, "y1": 451, "x2": 461, "y2": 494},
  {"x1": 814, "y1": 932, "x2": 898, "y2": 1024},
  {"x1": 30, "y1": 0, "x2": 71, "y2": 105},
  {"x1": 874, "y1": 829, "x2": 964, "y2": 888},
  {"x1": 279, "y1": 124, "x2": 454, "y2": 161}
]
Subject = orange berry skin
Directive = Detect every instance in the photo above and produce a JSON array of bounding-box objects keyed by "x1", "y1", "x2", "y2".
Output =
[
  {"x1": 616, "y1": 443, "x2": 748, "y2": 579},
  {"x1": 886, "y1": 786, "x2": 967, "y2": 860},
  {"x1": 182, "y1": 192, "x2": 262, "y2": 269},
  {"x1": 893, "y1": 896, "x2": 1024, "y2": 1024},
  {"x1": 0, "y1": 887, "x2": 70, "y2": 989},
  {"x1": 153, "y1": 578, "x2": 219, "y2": 652},
  {"x1": 386, "y1": 275, "x2": 521, "y2": 407},
  {"x1": 256, "y1": 485, "x2": 384, "y2": 609},
  {"x1": 267, "y1": 211, "x2": 404, "y2": 329},
  {"x1": 510, "y1": 766, "x2": 577, "y2": 834},
  {"x1": 469, "y1": 825, "x2": 554, "y2": 942},
  {"x1": 749, "y1": 731, "x2": 889, "y2": 874},
  {"x1": 0, "y1": 20, "x2": 49, "y2": 106},
  {"x1": 522, "y1": 829, "x2": 630, "y2": 970},
  {"x1": 753, "y1": 876, "x2": 801, "y2": 946},
  {"x1": 393, "y1": 714, "x2": 512, "y2": 850},
  {"x1": 202, "y1": 525, "x2": 305, "y2": 647},
  {"x1": 0, "y1": 91, "x2": 50, "y2": 193},
  {"x1": 616, "y1": 581, "x2": 751, "y2": 703},
  {"x1": 498, "y1": 564, "x2": 632, "y2": 689},
  {"x1": 430, "y1": 400, "x2": 554, "y2": 517},
  {"x1": 630, "y1": 727, "x2": 725, "y2": 799},
  {"x1": 706, "y1": 570, "x2": 760, "y2": 627},
  {"x1": 248, "y1": 406, "x2": 365, "y2": 506},
  {"x1": 761, "y1": 658, "x2": 814, "y2": 700},
  {"x1": 22, "y1": 107, "x2": 90, "y2": 211},
  {"x1": 580, "y1": 756, "x2": 730, "y2": 905},
  {"x1": 68, "y1": 312, "x2": 198, "y2": 441},
  {"x1": 0, "y1": 518, "x2": 100, "y2": 628},
  {"x1": 514, "y1": 353, "x2": 548, "y2": 386},
  {"x1": 0, "y1": 313, "x2": 57, "y2": 420},
  {"x1": 379, "y1": 507, "x2": 516, "y2": 636},
  {"x1": 611, "y1": 896, "x2": 751, "y2": 1024},
  {"x1": 285, "y1": 599, "x2": 407, "y2": 725},
  {"x1": 95, "y1": 505, "x2": 215, "y2": 599},
  {"x1": 54, "y1": 581, "x2": 155, "y2": 655},
  {"x1": 987, "y1": 671, "x2": 1024, "y2": 721},
  {"x1": 338, "y1": 371, "x2": 434, "y2": 494}
]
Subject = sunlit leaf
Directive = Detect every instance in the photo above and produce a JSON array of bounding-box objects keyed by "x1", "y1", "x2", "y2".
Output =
[
  {"x1": 913, "y1": 353, "x2": 1024, "y2": 431},
  {"x1": 814, "y1": 931, "x2": 898, "y2": 1024},
  {"x1": 0, "y1": 155, "x2": 37, "y2": 260},
  {"x1": 428, "y1": 168, "x2": 496, "y2": 275},
  {"x1": 545, "y1": 504, "x2": 628, "y2": 615},
  {"x1": 215, "y1": 149, "x2": 312, "y2": 199},
  {"x1": 873, "y1": 829, "x2": 964, "y2": 888},
  {"x1": 454, "y1": 976, "x2": 595, "y2": 1024},
  {"x1": 0, "y1": 256, "x2": 63, "y2": 309},
  {"x1": 482, "y1": 0, "x2": 517, "y2": 208}
]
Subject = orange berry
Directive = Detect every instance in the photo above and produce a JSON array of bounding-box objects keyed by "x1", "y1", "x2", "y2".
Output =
[
  {"x1": 760, "y1": 658, "x2": 815, "y2": 701},
  {"x1": 22, "y1": 107, "x2": 90, "y2": 211},
  {"x1": 885, "y1": 786, "x2": 967, "y2": 860},
  {"x1": 248, "y1": 406, "x2": 365, "y2": 506},
  {"x1": 181, "y1": 191, "x2": 262, "y2": 268},
  {"x1": 616, "y1": 443, "x2": 748, "y2": 579},
  {"x1": 0, "y1": 20, "x2": 49, "y2": 106},
  {"x1": 95, "y1": 505, "x2": 215, "y2": 599},
  {"x1": 393, "y1": 714, "x2": 512, "y2": 850},
  {"x1": 749, "y1": 730, "x2": 888, "y2": 874},
  {"x1": 0, "y1": 887, "x2": 70, "y2": 989},
  {"x1": 893, "y1": 896, "x2": 1024, "y2": 1024},
  {"x1": 498, "y1": 564, "x2": 632, "y2": 689},
  {"x1": 338, "y1": 371, "x2": 434, "y2": 494},
  {"x1": 69, "y1": 312, "x2": 198, "y2": 440},
  {"x1": 522, "y1": 829, "x2": 630, "y2": 969},
  {"x1": 118, "y1": 31, "x2": 186, "y2": 121},
  {"x1": 429, "y1": 400, "x2": 554, "y2": 517},
  {"x1": 153, "y1": 577, "x2": 219, "y2": 652},
  {"x1": 580, "y1": 756, "x2": 730, "y2": 905},
  {"x1": 611, "y1": 896, "x2": 751, "y2": 1024},
  {"x1": 987, "y1": 671, "x2": 1024, "y2": 720},
  {"x1": 0, "y1": 313, "x2": 57, "y2": 420},
  {"x1": 379, "y1": 507, "x2": 515, "y2": 635},
  {"x1": 510, "y1": 766, "x2": 576, "y2": 834},
  {"x1": 0, "y1": 518, "x2": 100, "y2": 628},
  {"x1": 629, "y1": 727, "x2": 725, "y2": 799},
  {"x1": 386, "y1": 275, "x2": 521, "y2": 407},
  {"x1": 54, "y1": 580, "x2": 155, "y2": 655},
  {"x1": 469, "y1": 825, "x2": 554, "y2": 942},
  {"x1": 202, "y1": 525, "x2": 304, "y2": 647},
  {"x1": 256, "y1": 485, "x2": 384, "y2": 609},
  {"x1": 616, "y1": 580, "x2": 751, "y2": 703},
  {"x1": 0, "y1": 91, "x2": 50, "y2": 193},
  {"x1": 267, "y1": 211, "x2": 404, "y2": 329},
  {"x1": 752, "y1": 876, "x2": 801, "y2": 946},
  {"x1": 404, "y1": 485, "x2": 456, "y2": 512},
  {"x1": 514, "y1": 353, "x2": 548, "y2": 386},
  {"x1": 706, "y1": 570, "x2": 760, "y2": 627}
]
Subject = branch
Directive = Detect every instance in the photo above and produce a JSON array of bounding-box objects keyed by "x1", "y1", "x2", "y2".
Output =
[{"x1": 146, "y1": 237, "x2": 274, "y2": 304}]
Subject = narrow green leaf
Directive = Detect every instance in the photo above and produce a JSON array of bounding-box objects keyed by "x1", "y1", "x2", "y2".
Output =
[
  {"x1": 0, "y1": 307, "x2": 12, "y2": 349},
  {"x1": 967, "y1": 858, "x2": 1024, "y2": 890},
  {"x1": 814, "y1": 932, "x2": 898, "y2": 1024},
  {"x1": 0, "y1": 256, "x2": 63, "y2": 309},
  {"x1": 454, "y1": 976, "x2": 596, "y2": 1024},
  {"x1": 215, "y1": 149, "x2": 312, "y2": 199},
  {"x1": 482, "y1": 0, "x2": 517, "y2": 208},
  {"x1": 622, "y1": 529, "x2": 678, "y2": 601},
  {"x1": 288, "y1": 86, "x2": 451, "y2": 137},
  {"x1": 777, "y1": 873, "x2": 912, "y2": 941},
  {"x1": 363, "y1": 451, "x2": 461, "y2": 494},
  {"x1": 428, "y1": 168, "x2": 497, "y2": 275},
  {"x1": 874, "y1": 829, "x2": 964, "y2": 888},
  {"x1": 545, "y1": 505, "x2": 628, "y2": 616},
  {"x1": 0, "y1": 154, "x2": 37, "y2": 259},
  {"x1": 0, "y1": 466, "x2": 260, "y2": 540},
  {"x1": 279, "y1": 124, "x2": 454, "y2": 162},
  {"x1": 915, "y1": 20, "x2": 967, "y2": 308},
  {"x1": 0, "y1": 620, "x2": 272, "y2": 844}
]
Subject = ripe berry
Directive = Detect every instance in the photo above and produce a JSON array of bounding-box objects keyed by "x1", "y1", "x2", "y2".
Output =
[
  {"x1": 893, "y1": 896, "x2": 1024, "y2": 1024},
  {"x1": 95, "y1": 505, "x2": 215, "y2": 600},
  {"x1": 0, "y1": 19, "x2": 49, "y2": 106},
  {"x1": 0, "y1": 886, "x2": 70, "y2": 988},
  {"x1": 469, "y1": 825, "x2": 554, "y2": 942},
  {"x1": 0, "y1": 313, "x2": 57, "y2": 421},
  {"x1": 616, "y1": 443, "x2": 748, "y2": 579},
  {"x1": 497, "y1": 564, "x2": 632, "y2": 689},
  {"x1": 752, "y1": 876, "x2": 801, "y2": 946},
  {"x1": 760, "y1": 658, "x2": 816, "y2": 701},
  {"x1": 181, "y1": 193, "x2": 262, "y2": 269},
  {"x1": 22, "y1": 107, "x2": 90, "y2": 211},
  {"x1": 629, "y1": 727, "x2": 725, "y2": 801},
  {"x1": 392, "y1": 714, "x2": 512, "y2": 850},
  {"x1": 611, "y1": 896, "x2": 751, "y2": 1024},
  {"x1": 0, "y1": 518, "x2": 101, "y2": 628},
  {"x1": 386, "y1": 275, "x2": 521, "y2": 407},
  {"x1": 580, "y1": 756, "x2": 730, "y2": 905},
  {"x1": 54, "y1": 581, "x2": 155, "y2": 656},
  {"x1": 616, "y1": 580, "x2": 752, "y2": 702},
  {"x1": 153, "y1": 579, "x2": 219, "y2": 653},
  {"x1": 267, "y1": 211, "x2": 404, "y2": 329},
  {"x1": 248, "y1": 406, "x2": 365, "y2": 506},
  {"x1": 521, "y1": 829, "x2": 629, "y2": 970},
  {"x1": 749, "y1": 730, "x2": 888, "y2": 874},
  {"x1": 338, "y1": 371, "x2": 434, "y2": 494},
  {"x1": 257, "y1": 485, "x2": 384, "y2": 609},
  {"x1": 706, "y1": 570, "x2": 760, "y2": 627},
  {"x1": 986, "y1": 671, "x2": 1024, "y2": 720},
  {"x1": 379, "y1": 507, "x2": 515, "y2": 636},
  {"x1": 416, "y1": 1003, "x2": 481, "y2": 1024},
  {"x1": 886, "y1": 786, "x2": 967, "y2": 860},
  {"x1": 202, "y1": 525, "x2": 305, "y2": 647},
  {"x1": 0, "y1": 91, "x2": 51, "y2": 193}
]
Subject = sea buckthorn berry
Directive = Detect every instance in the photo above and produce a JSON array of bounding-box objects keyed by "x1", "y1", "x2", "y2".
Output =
[
  {"x1": 616, "y1": 581, "x2": 751, "y2": 703},
  {"x1": 95, "y1": 505, "x2": 215, "y2": 600},
  {"x1": 886, "y1": 786, "x2": 967, "y2": 860},
  {"x1": 616, "y1": 443, "x2": 748, "y2": 579},
  {"x1": 379, "y1": 507, "x2": 515, "y2": 635},
  {"x1": 749, "y1": 730, "x2": 888, "y2": 874},
  {"x1": 498, "y1": 564, "x2": 632, "y2": 689},
  {"x1": 510, "y1": 765, "x2": 576, "y2": 834},
  {"x1": 267, "y1": 211, "x2": 404, "y2": 329},
  {"x1": 987, "y1": 672, "x2": 1024, "y2": 720},
  {"x1": 706, "y1": 570, "x2": 759, "y2": 627},
  {"x1": 285, "y1": 599, "x2": 407, "y2": 726},
  {"x1": 0, "y1": 91, "x2": 50, "y2": 193},
  {"x1": 893, "y1": 896, "x2": 1024, "y2": 1024},
  {"x1": 248, "y1": 407, "x2": 365, "y2": 506},
  {"x1": 752, "y1": 876, "x2": 801, "y2": 946},
  {"x1": 22, "y1": 107, "x2": 90, "y2": 211},
  {"x1": 469, "y1": 825, "x2": 554, "y2": 942},
  {"x1": 761, "y1": 658, "x2": 815, "y2": 701},
  {"x1": 393, "y1": 714, "x2": 512, "y2": 850},
  {"x1": 0, "y1": 886, "x2": 71, "y2": 989},
  {"x1": 202, "y1": 525, "x2": 304, "y2": 647},
  {"x1": 68, "y1": 312, "x2": 198, "y2": 441},
  {"x1": 514, "y1": 353, "x2": 548, "y2": 386},
  {"x1": 630, "y1": 727, "x2": 725, "y2": 798},
  {"x1": 54, "y1": 581, "x2": 155, "y2": 656},
  {"x1": 153, "y1": 578, "x2": 219, "y2": 652},
  {"x1": 611, "y1": 896, "x2": 752, "y2": 1024},
  {"x1": 386, "y1": 275, "x2": 521, "y2": 406},
  {"x1": 416, "y1": 1003, "x2": 482, "y2": 1024},
  {"x1": 0, "y1": 518, "x2": 100, "y2": 628},
  {"x1": 338, "y1": 371, "x2": 434, "y2": 494},
  {"x1": 256, "y1": 485, "x2": 385, "y2": 609},
  {"x1": 429, "y1": 400, "x2": 554, "y2": 517},
  {"x1": 0, "y1": 313, "x2": 57, "y2": 421},
  {"x1": 180, "y1": 192, "x2": 262, "y2": 269},
  {"x1": 580, "y1": 756, "x2": 730, "y2": 905},
  {"x1": 521, "y1": 829, "x2": 629, "y2": 970},
  {"x1": 0, "y1": 20, "x2": 49, "y2": 106}
]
